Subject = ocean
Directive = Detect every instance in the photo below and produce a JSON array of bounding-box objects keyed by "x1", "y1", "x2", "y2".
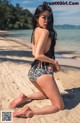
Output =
[{"x1": 7, "y1": 29, "x2": 80, "y2": 53}]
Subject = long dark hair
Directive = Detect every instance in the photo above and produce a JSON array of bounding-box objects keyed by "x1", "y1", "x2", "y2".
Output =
[{"x1": 31, "y1": 3, "x2": 57, "y2": 47}]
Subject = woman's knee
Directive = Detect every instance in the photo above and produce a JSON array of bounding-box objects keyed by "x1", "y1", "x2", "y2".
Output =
[
  {"x1": 56, "y1": 101, "x2": 65, "y2": 110},
  {"x1": 51, "y1": 99, "x2": 65, "y2": 111},
  {"x1": 58, "y1": 103, "x2": 64, "y2": 110}
]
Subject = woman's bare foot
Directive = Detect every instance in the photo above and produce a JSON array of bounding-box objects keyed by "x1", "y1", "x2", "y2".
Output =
[
  {"x1": 13, "y1": 106, "x2": 33, "y2": 118},
  {"x1": 9, "y1": 93, "x2": 30, "y2": 108}
]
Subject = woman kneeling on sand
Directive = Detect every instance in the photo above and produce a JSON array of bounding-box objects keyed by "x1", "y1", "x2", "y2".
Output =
[{"x1": 9, "y1": 3, "x2": 64, "y2": 118}]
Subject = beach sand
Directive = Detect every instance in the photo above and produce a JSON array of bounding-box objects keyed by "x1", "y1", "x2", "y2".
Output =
[{"x1": 0, "y1": 36, "x2": 80, "y2": 123}]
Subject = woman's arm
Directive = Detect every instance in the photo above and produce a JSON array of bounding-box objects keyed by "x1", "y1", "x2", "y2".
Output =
[{"x1": 34, "y1": 29, "x2": 56, "y2": 65}]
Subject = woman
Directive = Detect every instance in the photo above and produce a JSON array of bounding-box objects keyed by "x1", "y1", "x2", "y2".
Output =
[{"x1": 10, "y1": 3, "x2": 64, "y2": 118}]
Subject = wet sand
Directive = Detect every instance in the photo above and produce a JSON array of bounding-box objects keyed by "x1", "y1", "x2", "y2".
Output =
[{"x1": 0, "y1": 36, "x2": 80, "y2": 123}]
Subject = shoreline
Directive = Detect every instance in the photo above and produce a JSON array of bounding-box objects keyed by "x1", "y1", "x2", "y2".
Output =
[
  {"x1": 0, "y1": 36, "x2": 80, "y2": 60},
  {"x1": 1, "y1": 29, "x2": 80, "y2": 52}
]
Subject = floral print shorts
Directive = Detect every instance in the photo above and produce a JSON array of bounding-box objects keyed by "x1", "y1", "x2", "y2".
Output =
[{"x1": 28, "y1": 65, "x2": 53, "y2": 82}]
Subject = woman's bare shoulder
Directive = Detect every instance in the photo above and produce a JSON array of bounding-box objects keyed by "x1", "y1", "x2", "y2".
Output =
[{"x1": 35, "y1": 27, "x2": 49, "y2": 35}]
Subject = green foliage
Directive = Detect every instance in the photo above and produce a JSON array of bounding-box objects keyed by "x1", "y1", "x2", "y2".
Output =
[{"x1": 0, "y1": 0, "x2": 33, "y2": 30}]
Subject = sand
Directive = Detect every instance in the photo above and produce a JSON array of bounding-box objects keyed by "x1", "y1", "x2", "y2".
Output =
[{"x1": 0, "y1": 36, "x2": 80, "y2": 123}]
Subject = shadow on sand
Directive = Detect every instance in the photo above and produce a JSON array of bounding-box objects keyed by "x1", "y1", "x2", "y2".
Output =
[
  {"x1": 56, "y1": 51, "x2": 77, "y2": 55},
  {"x1": 62, "y1": 87, "x2": 80, "y2": 110},
  {"x1": 0, "y1": 50, "x2": 33, "y2": 57},
  {"x1": 60, "y1": 65, "x2": 80, "y2": 70},
  {"x1": 0, "y1": 50, "x2": 33, "y2": 64}
]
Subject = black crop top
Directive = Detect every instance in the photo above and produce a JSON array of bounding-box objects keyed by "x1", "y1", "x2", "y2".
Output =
[{"x1": 31, "y1": 37, "x2": 55, "y2": 67}]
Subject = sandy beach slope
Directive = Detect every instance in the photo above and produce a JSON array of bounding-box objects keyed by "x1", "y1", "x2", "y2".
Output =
[{"x1": 0, "y1": 36, "x2": 80, "y2": 123}]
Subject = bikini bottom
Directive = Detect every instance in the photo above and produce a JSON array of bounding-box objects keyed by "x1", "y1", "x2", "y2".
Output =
[{"x1": 28, "y1": 65, "x2": 53, "y2": 82}]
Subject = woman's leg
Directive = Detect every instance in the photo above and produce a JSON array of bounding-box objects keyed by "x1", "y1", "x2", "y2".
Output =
[
  {"x1": 13, "y1": 74, "x2": 64, "y2": 117},
  {"x1": 9, "y1": 82, "x2": 47, "y2": 108},
  {"x1": 32, "y1": 74, "x2": 64, "y2": 115}
]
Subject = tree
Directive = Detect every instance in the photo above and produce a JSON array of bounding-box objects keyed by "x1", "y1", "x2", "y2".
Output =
[{"x1": 0, "y1": 0, "x2": 33, "y2": 30}]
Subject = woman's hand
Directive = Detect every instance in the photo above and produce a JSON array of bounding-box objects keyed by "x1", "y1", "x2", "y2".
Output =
[{"x1": 53, "y1": 61, "x2": 60, "y2": 72}]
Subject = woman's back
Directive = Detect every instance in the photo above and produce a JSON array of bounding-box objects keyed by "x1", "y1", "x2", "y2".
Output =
[{"x1": 33, "y1": 27, "x2": 52, "y2": 55}]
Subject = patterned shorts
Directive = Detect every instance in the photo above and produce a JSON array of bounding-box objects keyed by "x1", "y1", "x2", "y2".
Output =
[{"x1": 28, "y1": 65, "x2": 53, "y2": 82}]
